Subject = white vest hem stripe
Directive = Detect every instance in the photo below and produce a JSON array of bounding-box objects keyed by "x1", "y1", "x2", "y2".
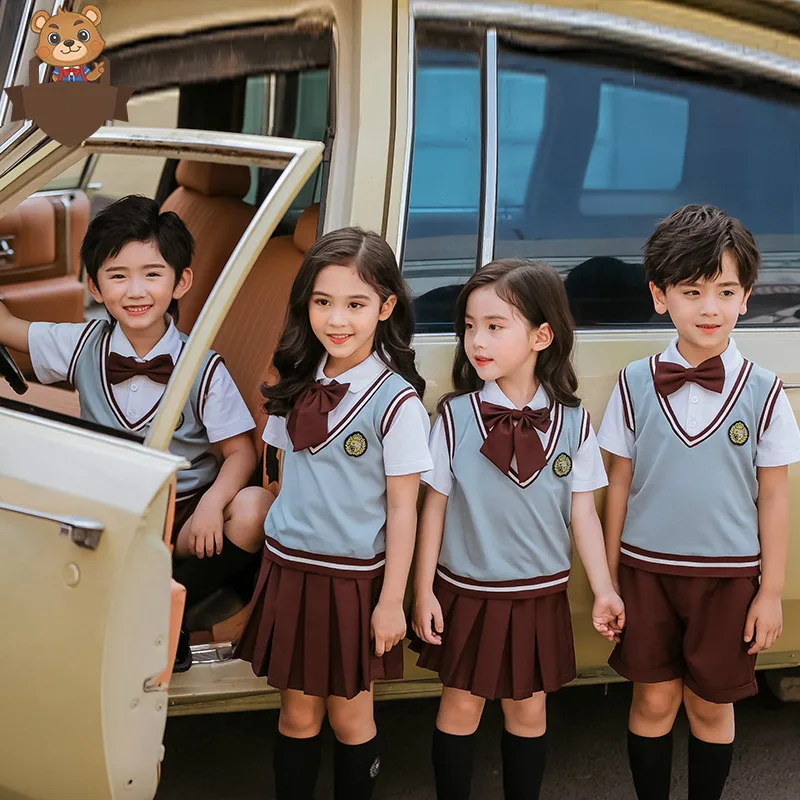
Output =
[
  {"x1": 265, "y1": 536, "x2": 386, "y2": 578},
  {"x1": 436, "y1": 565, "x2": 570, "y2": 599}
]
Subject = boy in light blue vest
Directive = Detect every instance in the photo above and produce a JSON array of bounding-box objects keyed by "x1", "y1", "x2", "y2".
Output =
[
  {"x1": 599, "y1": 205, "x2": 800, "y2": 800},
  {"x1": 0, "y1": 195, "x2": 272, "y2": 670}
]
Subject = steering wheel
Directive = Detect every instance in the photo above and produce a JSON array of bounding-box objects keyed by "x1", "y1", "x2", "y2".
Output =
[{"x1": 0, "y1": 345, "x2": 28, "y2": 395}]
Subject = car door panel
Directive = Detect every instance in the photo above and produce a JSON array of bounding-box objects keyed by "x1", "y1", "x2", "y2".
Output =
[{"x1": 0, "y1": 405, "x2": 185, "y2": 800}]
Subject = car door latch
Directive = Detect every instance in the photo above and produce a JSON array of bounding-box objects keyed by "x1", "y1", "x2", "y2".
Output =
[{"x1": 0, "y1": 499, "x2": 104, "y2": 549}]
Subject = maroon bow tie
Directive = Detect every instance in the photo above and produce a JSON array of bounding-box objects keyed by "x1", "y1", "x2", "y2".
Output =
[
  {"x1": 479, "y1": 401, "x2": 551, "y2": 483},
  {"x1": 287, "y1": 380, "x2": 351, "y2": 451},
  {"x1": 106, "y1": 352, "x2": 174, "y2": 386},
  {"x1": 653, "y1": 355, "x2": 725, "y2": 397}
]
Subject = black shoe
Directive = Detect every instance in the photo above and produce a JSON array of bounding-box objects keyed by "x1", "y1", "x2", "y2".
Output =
[{"x1": 173, "y1": 629, "x2": 192, "y2": 673}]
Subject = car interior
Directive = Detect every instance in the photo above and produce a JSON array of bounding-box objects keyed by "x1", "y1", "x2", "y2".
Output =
[{"x1": 0, "y1": 21, "x2": 333, "y2": 653}]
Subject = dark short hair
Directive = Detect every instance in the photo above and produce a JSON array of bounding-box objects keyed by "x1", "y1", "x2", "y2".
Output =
[
  {"x1": 644, "y1": 205, "x2": 759, "y2": 291},
  {"x1": 80, "y1": 195, "x2": 194, "y2": 316}
]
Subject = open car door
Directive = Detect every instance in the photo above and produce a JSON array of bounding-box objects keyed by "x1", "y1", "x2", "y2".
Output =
[{"x1": 0, "y1": 121, "x2": 322, "y2": 799}]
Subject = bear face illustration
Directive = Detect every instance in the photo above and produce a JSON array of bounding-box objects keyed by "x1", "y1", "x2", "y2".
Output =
[{"x1": 31, "y1": 5, "x2": 105, "y2": 83}]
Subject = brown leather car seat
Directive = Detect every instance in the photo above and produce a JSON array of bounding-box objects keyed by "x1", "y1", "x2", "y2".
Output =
[
  {"x1": 213, "y1": 203, "x2": 319, "y2": 444},
  {"x1": 160, "y1": 161, "x2": 255, "y2": 334},
  {"x1": 0, "y1": 191, "x2": 90, "y2": 377}
]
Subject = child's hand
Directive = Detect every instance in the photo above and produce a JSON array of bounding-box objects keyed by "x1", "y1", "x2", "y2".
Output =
[
  {"x1": 592, "y1": 591, "x2": 626, "y2": 643},
  {"x1": 744, "y1": 589, "x2": 783, "y2": 654},
  {"x1": 188, "y1": 497, "x2": 225, "y2": 559},
  {"x1": 371, "y1": 601, "x2": 406, "y2": 657},
  {"x1": 412, "y1": 591, "x2": 444, "y2": 645}
]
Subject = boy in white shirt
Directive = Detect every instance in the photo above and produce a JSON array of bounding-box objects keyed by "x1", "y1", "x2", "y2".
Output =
[
  {"x1": 0, "y1": 195, "x2": 272, "y2": 669},
  {"x1": 598, "y1": 205, "x2": 800, "y2": 800}
]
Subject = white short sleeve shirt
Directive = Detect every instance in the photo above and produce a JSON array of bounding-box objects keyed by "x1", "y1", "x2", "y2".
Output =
[
  {"x1": 263, "y1": 352, "x2": 433, "y2": 476},
  {"x1": 28, "y1": 318, "x2": 254, "y2": 443},
  {"x1": 422, "y1": 381, "x2": 608, "y2": 496},
  {"x1": 597, "y1": 337, "x2": 800, "y2": 468}
]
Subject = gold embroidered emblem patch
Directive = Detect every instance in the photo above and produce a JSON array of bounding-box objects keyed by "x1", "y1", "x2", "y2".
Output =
[
  {"x1": 728, "y1": 420, "x2": 749, "y2": 446},
  {"x1": 344, "y1": 431, "x2": 368, "y2": 457},
  {"x1": 553, "y1": 452, "x2": 572, "y2": 477}
]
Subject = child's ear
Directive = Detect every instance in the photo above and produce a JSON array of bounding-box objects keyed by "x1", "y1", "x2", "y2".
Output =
[
  {"x1": 378, "y1": 294, "x2": 397, "y2": 321},
  {"x1": 532, "y1": 322, "x2": 554, "y2": 352},
  {"x1": 740, "y1": 287, "x2": 752, "y2": 315},
  {"x1": 87, "y1": 276, "x2": 104, "y2": 305},
  {"x1": 172, "y1": 268, "x2": 193, "y2": 300},
  {"x1": 649, "y1": 281, "x2": 668, "y2": 315}
]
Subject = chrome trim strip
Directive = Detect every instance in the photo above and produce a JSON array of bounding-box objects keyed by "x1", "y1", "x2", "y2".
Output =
[
  {"x1": 413, "y1": 1, "x2": 800, "y2": 86},
  {"x1": 478, "y1": 27, "x2": 498, "y2": 269},
  {"x1": 396, "y1": 9, "x2": 416, "y2": 261},
  {"x1": 0, "y1": 499, "x2": 104, "y2": 549}
]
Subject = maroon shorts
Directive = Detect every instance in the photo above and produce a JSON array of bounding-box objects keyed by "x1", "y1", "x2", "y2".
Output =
[
  {"x1": 609, "y1": 564, "x2": 759, "y2": 704},
  {"x1": 234, "y1": 550, "x2": 404, "y2": 699},
  {"x1": 412, "y1": 578, "x2": 576, "y2": 700}
]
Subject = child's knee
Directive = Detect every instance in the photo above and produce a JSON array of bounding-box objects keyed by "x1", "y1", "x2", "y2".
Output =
[
  {"x1": 632, "y1": 681, "x2": 683, "y2": 723},
  {"x1": 437, "y1": 689, "x2": 486, "y2": 735},
  {"x1": 501, "y1": 693, "x2": 546, "y2": 737},
  {"x1": 279, "y1": 693, "x2": 325, "y2": 738},
  {"x1": 225, "y1": 487, "x2": 273, "y2": 551},
  {"x1": 327, "y1": 693, "x2": 376, "y2": 745},
  {"x1": 683, "y1": 687, "x2": 733, "y2": 737}
]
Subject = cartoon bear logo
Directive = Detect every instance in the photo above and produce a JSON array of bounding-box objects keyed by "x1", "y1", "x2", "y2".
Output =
[
  {"x1": 3, "y1": 3, "x2": 131, "y2": 148},
  {"x1": 32, "y1": 5, "x2": 106, "y2": 83}
]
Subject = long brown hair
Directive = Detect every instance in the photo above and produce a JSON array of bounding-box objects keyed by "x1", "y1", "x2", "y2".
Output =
[
  {"x1": 438, "y1": 259, "x2": 579, "y2": 415},
  {"x1": 263, "y1": 227, "x2": 425, "y2": 417}
]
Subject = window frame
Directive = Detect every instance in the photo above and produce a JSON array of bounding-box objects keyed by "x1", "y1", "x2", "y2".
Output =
[{"x1": 400, "y1": 3, "x2": 800, "y2": 333}]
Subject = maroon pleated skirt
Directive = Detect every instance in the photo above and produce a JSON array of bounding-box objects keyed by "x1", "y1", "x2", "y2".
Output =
[
  {"x1": 234, "y1": 550, "x2": 404, "y2": 699},
  {"x1": 412, "y1": 578, "x2": 576, "y2": 700}
]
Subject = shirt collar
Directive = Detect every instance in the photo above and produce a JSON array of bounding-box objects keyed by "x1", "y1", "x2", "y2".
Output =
[
  {"x1": 662, "y1": 336, "x2": 742, "y2": 376},
  {"x1": 315, "y1": 352, "x2": 388, "y2": 393},
  {"x1": 479, "y1": 380, "x2": 550, "y2": 411},
  {"x1": 109, "y1": 317, "x2": 183, "y2": 364}
]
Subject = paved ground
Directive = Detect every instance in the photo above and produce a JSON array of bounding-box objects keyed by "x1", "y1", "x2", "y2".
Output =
[{"x1": 157, "y1": 679, "x2": 800, "y2": 799}]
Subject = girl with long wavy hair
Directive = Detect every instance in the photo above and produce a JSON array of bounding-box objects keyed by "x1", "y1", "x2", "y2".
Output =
[
  {"x1": 411, "y1": 259, "x2": 625, "y2": 800},
  {"x1": 235, "y1": 227, "x2": 432, "y2": 800}
]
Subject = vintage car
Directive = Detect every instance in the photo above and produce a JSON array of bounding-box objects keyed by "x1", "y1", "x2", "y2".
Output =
[{"x1": 2, "y1": 0, "x2": 800, "y2": 798}]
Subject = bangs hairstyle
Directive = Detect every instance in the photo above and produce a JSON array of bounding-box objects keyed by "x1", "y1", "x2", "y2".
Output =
[
  {"x1": 262, "y1": 227, "x2": 425, "y2": 417},
  {"x1": 439, "y1": 259, "x2": 579, "y2": 415},
  {"x1": 644, "y1": 204, "x2": 760, "y2": 291},
  {"x1": 80, "y1": 194, "x2": 194, "y2": 318}
]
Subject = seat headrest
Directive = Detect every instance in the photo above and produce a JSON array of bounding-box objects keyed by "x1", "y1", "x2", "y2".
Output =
[
  {"x1": 293, "y1": 203, "x2": 320, "y2": 254},
  {"x1": 175, "y1": 161, "x2": 251, "y2": 199}
]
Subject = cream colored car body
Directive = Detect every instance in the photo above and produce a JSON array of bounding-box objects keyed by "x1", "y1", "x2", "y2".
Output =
[{"x1": 2, "y1": 1, "x2": 800, "y2": 797}]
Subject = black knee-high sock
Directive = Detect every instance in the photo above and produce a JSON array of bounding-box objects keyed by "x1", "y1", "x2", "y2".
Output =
[
  {"x1": 334, "y1": 736, "x2": 382, "y2": 800},
  {"x1": 688, "y1": 734, "x2": 734, "y2": 800},
  {"x1": 173, "y1": 537, "x2": 257, "y2": 609},
  {"x1": 274, "y1": 731, "x2": 322, "y2": 800},
  {"x1": 501, "y1": 730, "x2": 547, "y2": 800},
  {"x1": 432, "y1": 728, "x2": 477, "y2": 800},
  {"x1": 627, "y1": 730, "x2": 673, "y2": 800}
]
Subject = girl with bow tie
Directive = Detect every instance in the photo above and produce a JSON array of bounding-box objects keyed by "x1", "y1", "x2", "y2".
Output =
[
  {"x1": 235, "y1": 227, "x2": 432, "y2": 800},
  {"x1": 412, "y1": 259, "x2": 624, "y2": 800}
]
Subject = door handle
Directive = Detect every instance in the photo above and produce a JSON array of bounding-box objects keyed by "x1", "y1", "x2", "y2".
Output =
[
  {"x1": 0, "y1": 500, "x2": 104, "y2": 549},
  {"x1": 784, "y1": 384, "x2": 800, "y2": 390}
]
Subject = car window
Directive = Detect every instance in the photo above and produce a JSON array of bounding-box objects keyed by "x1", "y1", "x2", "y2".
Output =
[
  {"x1": 404, "y1": 45, "x2": 482, "y2": 332},
  {"x1": 405, "y1": 30, "x2": 800, "y2": 330}
]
